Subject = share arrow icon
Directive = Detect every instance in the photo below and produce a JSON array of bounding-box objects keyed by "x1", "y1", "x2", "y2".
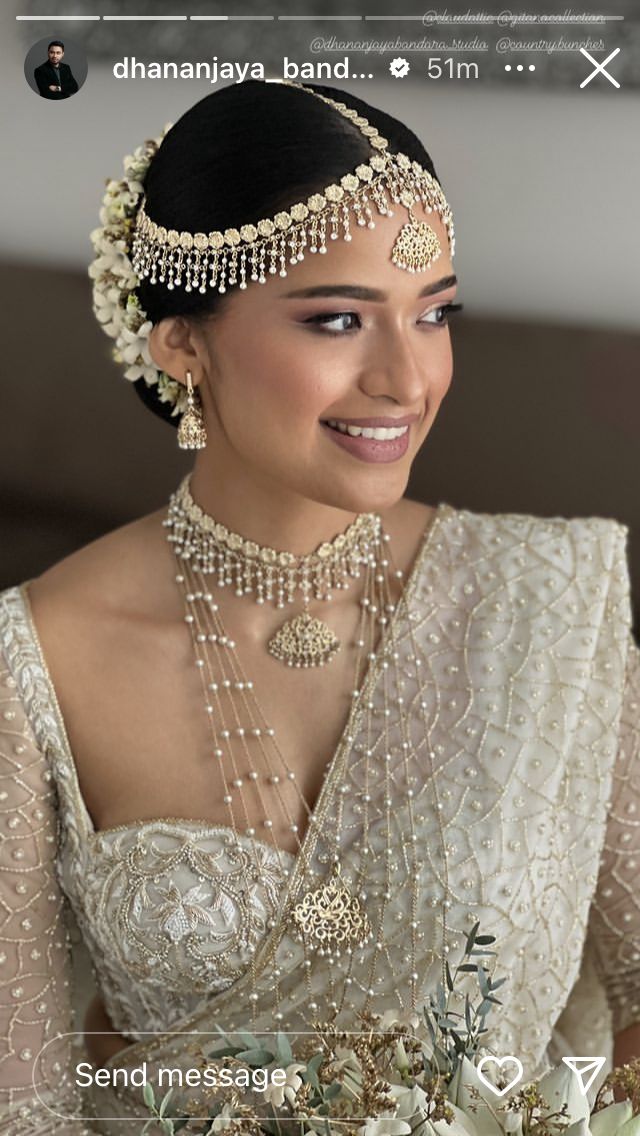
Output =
[{"x1": 562, "y1": 1057, "x2": 607, "y2": 1095}]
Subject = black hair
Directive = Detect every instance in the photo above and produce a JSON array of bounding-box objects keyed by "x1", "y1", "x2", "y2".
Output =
[
  {"x1": 133, "y1": 80, "x2": 440, "y2": 428},
  {"x1": 48, "y1": 40, "x2": 64, "y2": 50}
]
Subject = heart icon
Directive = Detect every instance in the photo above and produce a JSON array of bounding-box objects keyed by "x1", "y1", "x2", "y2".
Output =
[{"x1": 477, "y1": 1055, "x2": 524, "y2": 1097}]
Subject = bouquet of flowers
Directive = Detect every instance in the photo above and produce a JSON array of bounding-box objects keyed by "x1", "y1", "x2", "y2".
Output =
[{"x1": 141, "y1": 924, "x2": 640, "y2": 1136}]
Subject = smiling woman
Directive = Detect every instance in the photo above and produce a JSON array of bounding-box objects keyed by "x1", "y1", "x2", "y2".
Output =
[{"x1": 0, "y1": 79, "x2": 638, "y2": 1135}]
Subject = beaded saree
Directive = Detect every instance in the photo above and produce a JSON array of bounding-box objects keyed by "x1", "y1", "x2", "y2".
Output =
[{"x1": 1, "y1": 503, "x2": 639, "y2": 1135}]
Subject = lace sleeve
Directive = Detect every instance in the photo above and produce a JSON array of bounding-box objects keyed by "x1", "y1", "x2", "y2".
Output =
[
  {"x1": 587, "y1": 632, "x2": 640, "y2": 1036},
  {"x1": 0, "y1": 657, "x2": 97, "y2": 1134}
]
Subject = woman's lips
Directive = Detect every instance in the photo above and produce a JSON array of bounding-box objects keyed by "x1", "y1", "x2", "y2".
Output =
[{"x1": 320, "y1": 421, "x2": 411, "y2": 463}]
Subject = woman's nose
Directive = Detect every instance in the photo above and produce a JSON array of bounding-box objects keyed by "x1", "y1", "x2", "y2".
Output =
[{"x1": 361, "y1": 328, "x2": 427, "y2": 405}]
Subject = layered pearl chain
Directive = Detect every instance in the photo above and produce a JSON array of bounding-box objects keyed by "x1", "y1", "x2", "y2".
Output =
[{"x1": 164, "y1": 481, "x2": 452, "y2": 1033}]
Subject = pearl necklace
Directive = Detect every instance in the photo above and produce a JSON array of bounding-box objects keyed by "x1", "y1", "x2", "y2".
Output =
[
  {"x1": 164, "y1": 481, "x2": 452, "y2": 1036},
  {"x1": 165, "y1": 474, "x2": 382, "y2": 668}
]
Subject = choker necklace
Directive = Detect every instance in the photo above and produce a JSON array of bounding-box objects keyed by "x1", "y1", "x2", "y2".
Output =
[{"x1": 164, "y1": 474, "x2": 386, "y2": 669}]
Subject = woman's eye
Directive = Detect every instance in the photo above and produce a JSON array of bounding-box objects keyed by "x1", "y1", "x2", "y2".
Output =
[
  {"x1": 303, "y1": 302, "x2": 463, "y2": 336},
  {"x1": 419, "y1": 302, "x2": 464, "y2": 327},
  {"x1": 304, "y1": 312, "x2": 361, "y2": 334}
]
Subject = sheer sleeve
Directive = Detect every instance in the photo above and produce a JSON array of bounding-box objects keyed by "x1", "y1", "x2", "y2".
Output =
[
  {"x1": 0, "y1": 656, "x2": 97, "y2": 1134},
  {"x1": 587, "y1": 632, "x2": 640, "y2": 1036}
]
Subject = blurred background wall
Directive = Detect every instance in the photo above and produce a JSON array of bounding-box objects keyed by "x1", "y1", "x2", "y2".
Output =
[{"x1": 2, "y1": 0, "x2": 639, "y2": 633}]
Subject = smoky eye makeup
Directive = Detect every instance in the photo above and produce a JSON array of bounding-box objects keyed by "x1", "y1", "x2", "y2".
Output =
[{"x1": 301, "y1": 302, "x2": 464, "y2": 336}]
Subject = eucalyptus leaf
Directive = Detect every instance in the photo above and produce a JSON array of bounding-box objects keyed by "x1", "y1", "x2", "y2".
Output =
[
  {"x1": 465, "y1": 922, "x2": 480, "y2": 952},
  {"x1": 276, "y1": 1030, "x2": 293, "y2": 1066},
  {"x1": 304, "y1": 1051, "x2": 325, "y2": 1089},
  {"x1": 205, "y1": 1044, "x2": 246, "y2": 1060},
  {"x1": 324, "y1": 1081, "x2": 343, "y2": 1100},
  {"x1": 235, "y1": 1046, "x2": 275, "y2": 1065},
  {"x1": 477, "y1": 968, "x2": 489, "y2": 996},
  {"x1": 142, "y1": 1081, "x2": 156, "y2": 1108},
  {"x1": 159, "y1": 1087, "x2": 174, "y2": 1117}
]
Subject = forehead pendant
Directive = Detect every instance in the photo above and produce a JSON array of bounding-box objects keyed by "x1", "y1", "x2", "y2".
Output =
[{"x1": 391, "y1": 188, "x2": 442, "y2": 273}]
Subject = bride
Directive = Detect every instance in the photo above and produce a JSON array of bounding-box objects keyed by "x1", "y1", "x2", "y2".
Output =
[{"x1": 0, "y1": 79, "x2": 638, "y2": 1135}]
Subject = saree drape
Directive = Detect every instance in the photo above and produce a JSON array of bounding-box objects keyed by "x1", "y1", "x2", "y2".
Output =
[{"x1": 1, "y1": 503, "x2": 639, "y2": 1135}]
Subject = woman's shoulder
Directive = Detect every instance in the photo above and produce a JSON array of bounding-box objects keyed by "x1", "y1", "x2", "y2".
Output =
[
  {"x1": 8, "y1": 506, "x2": 176, "y2": 620},
  {"x1": 405, "y1": 497, "x2": 631, "y2": 615},
  {"x1": 438, "y1": 498, "x2": 629, "y2": 557},
  {"x1": 0, "y1": 506, "x2": 180, "y2": 679}
]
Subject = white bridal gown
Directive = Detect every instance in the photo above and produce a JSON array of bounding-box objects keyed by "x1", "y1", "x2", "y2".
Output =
[{"x1": 0, "y1": 502, "x2": 639, "y2": 1135}]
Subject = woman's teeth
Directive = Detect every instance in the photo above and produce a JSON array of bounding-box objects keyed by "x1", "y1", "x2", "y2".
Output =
[{"x1": 324, "y1": 420, "x2": 409, "y2": 440}]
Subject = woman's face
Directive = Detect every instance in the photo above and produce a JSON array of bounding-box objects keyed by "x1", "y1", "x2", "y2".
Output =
[{"x1": 191, "y1": 201, "x2": 458, "y2": 516}]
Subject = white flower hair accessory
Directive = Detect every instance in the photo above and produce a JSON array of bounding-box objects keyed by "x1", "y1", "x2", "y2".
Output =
[{"x1": 89, "y1": 124, "x2": 190, "y2": 418}]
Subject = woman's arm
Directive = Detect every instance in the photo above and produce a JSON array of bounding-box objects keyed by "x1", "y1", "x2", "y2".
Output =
[{"x1": 0, "y1": 656, "x2": 98, "y2": 1134}]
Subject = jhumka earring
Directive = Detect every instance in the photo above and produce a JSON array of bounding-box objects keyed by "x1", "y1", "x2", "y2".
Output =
[{"x1": 177, "y1": 370, "x2": 207, "y2": 450}]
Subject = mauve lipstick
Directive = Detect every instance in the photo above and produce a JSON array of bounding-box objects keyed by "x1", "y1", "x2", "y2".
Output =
[{"x1": 319, "y1": 413, "x2": 419, "y2": 464}]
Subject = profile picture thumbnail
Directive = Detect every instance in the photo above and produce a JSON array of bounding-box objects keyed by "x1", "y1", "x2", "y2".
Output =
[{"x1": 24, "y1": 36, "x2": 88, "y2": 100}]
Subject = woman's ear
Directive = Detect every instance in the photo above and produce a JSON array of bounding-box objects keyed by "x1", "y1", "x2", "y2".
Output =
[{"x1": 148, "y1": 317, "x2": 203, "y2": 385}]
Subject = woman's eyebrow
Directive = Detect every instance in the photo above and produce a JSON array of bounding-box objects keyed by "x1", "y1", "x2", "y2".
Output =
[{"x1": 280, "y1": 274, "x2": 458, "y2": 302}]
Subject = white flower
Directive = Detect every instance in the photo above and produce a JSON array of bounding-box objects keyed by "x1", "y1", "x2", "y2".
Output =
[
  {"x1": 448, "y1": 1057, "x2": 504, "y2": 1136},
  {"x1": 389, "y1": 1082, "x2": 431, "y2": 1121},
  {"x1": 595, "y1": 1113, "x2": 640, "y2": 1136},
  {"x1": 157, "y1": 374, "x2": 187, "y2": 414},
  {"x1": 537, "y1": 1064, "x2": 590, "y2": 1128},
  {"x1": 263, "y1": 1062, "x2": 306, "y2": 1109},
  {"x1": 93, "y1": 291, "x2": 119, "y2": 325},
  {"x1": 124, "y1": 361, "x2": 157, "y2": 385},
  {"x1": 378, "y1": 1009, "x2": 422, "y2": 1034},
  {"x1": 358, "y1": 1118, "x2": 411, "y2": 1136},
  {"x1": 503, "y1": 1112, "x2": 523, "y2": 1136},
  {"x1": 433, "y1": 1101, "x2": 479, "y2": 1136},
  {"x1": 591, "y1": 1101, "x2": 633, "y2": 1136},
  {"x1": 88, "y1": 120, "x2": 182, "y2": 410}
]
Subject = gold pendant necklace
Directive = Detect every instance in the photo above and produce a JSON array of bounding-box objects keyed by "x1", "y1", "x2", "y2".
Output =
[
  {"x1": 291, "y1": 859, "x2": 372, "y2": 953},
  {"x1": 267, "y1": 606, "x2": 341, "y2": 668},
  {"x1": 165, "y1": 474, "x2": 382, "y2": 668}
]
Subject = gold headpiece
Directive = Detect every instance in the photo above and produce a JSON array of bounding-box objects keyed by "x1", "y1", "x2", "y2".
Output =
[{"x1": 131, "y1": 81, "x2": 455, "y2": 296}]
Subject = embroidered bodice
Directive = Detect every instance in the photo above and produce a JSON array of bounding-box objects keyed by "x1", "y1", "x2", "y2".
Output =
[{"x1": 1, "y1": 502, "x2": 639, "y2": 1135}]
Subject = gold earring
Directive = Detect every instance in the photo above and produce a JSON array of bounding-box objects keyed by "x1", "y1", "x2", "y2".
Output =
[{"x1": 177, "y1": 370, "x2": 207, "y2": 450}]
